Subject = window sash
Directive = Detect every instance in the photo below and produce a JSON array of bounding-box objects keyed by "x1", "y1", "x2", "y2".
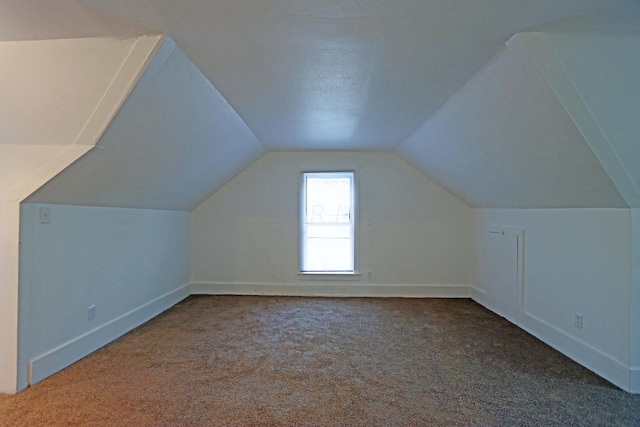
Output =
[{"x1": 300, "y1": 171, "x2": 356, "y2": 273}]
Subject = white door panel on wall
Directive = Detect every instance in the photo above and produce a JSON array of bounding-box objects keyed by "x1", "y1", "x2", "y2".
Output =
[{"x1": 487, "y1": 226, "x2": 524, "y2": 324}]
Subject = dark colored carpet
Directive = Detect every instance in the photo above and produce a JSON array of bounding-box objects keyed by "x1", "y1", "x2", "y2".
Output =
[{"x1": 1, "y1": 296, "x2": 639, "y2": 426}]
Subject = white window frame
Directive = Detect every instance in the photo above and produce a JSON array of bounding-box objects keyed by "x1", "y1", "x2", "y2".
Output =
[{"x1": 299, "y1": 170, "x2": 359, "y2": 278}]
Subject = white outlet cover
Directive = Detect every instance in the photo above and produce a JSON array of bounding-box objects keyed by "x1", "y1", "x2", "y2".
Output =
[{"x1": 39, "y1": 207, "x2": 51, "y2": 224}]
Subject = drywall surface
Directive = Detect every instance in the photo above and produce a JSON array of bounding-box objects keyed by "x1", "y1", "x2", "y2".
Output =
[
  {"x1": 12, "y1": 0, "x2": 631, "y2": 151},
  {"x1": 397, "y1": 34, "x2": 626, "y2": 209},
  {"x1": 0, "y1": 37, "x2": 138, "y2": 146},
  {"x1": 192, "y1": 152, "x2": 472, "y2": 293},
  {"x1": 545, "y1": 33, "x2": 640, "y2": 199},
  {"x1": 0, "y1": 145, "x2": 67, "y2": 392},
  {"x1": 538, "y1": 32, "x2": 640, "y2": 392},
  {"x1": 25, "y1": 37, "x2": 265, "y2": 211},
  {"x1": 0, "y1": 198, "x2": 11, "y2": 393},
  {"x1": 0, "y1": 146, "x2": 75, "y2": 193},
  {"x1": 17, "y1": 204, "x2": 191, "y2": 390},
  {"x1": 0, "y1": 36, "x2": 162, "y2": 393},
  {"x1": 632, "y1": 209, "x2": 640, "y2": 393},
  {"x1": 0, "y1": 145, "x2": 91, "y2": 393},
  {"x1": 474, "y1": 208, "x2": 632, "y2": 390}
]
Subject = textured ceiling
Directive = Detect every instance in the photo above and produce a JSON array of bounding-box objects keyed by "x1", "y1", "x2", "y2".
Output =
[{"x1": 0, "y1": 0, "x2": 633, "y2": 151}]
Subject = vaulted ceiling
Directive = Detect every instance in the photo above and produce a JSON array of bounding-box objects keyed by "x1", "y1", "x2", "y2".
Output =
[
  {"x1": 3, "y1": 0, "x2": 639, "y2": 210},
  {"x1": 1, "y1": 0, "x2": 634, "y2": 151}
]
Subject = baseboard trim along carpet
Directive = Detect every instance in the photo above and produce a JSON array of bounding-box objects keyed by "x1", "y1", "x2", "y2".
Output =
[
  {"x1": 190, "y1": 282, "x2": 472, "y2": 298},
  {"x1": 518, "y1": 310, "x2": 631, "y2": 393},
  {"x1": 28, "y1": 284, "x2": 190, "y2": 387},
  {"x1": 469, "y1": 285, "x2": 487, "y2": 301},
  {"x1": 470, "y1": 292, "x2": 632, "y2": 393},
  {"x1": 631, "y1": 368, "x2": 640, "y2": 394}
]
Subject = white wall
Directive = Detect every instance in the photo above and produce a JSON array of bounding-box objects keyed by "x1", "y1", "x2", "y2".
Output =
[
  {"x1": 0, "y1": 36, "x2": 161, "y2": 147},
  {"x1": 192, "y1": 152, "x2": 472, "y2": 296},
  {"x1": 25, "y1": 37, "x2": 265, "y2": 211},
  {"x1": 0, "y1": 36, "x2": 164, "y2": 393},
  {"x1": 17, "y1": 204, "x2": 191, "y2": 391},
  {"x1": 474, "y1": 209, "x2": 632, "y2": 390},
  {"x1": 540, "y1": 33, "x2": 640, "y2": 392},
  {"x1": 397, "y1": 34, "x2": 626, "y2": 209},
  {"x1": 0, "y1": 198, "x2": 10, "y2": 393},
  {"x1": 545, "y1": 33, "x2": 640, "y2": 196},
  {"x1": 632, "y1": 209, "x2": 640, "y2": 392},
  {"x1": 0, "y1": 145, "x2": 91, "y2": 393},
  {"x1": 0, "y1": 145, "x2": 70, "y2": 392}
]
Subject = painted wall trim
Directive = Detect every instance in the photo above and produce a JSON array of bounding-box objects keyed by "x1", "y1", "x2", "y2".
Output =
[
  {"x1": 474, "y1": 296, "x2": 631, "y2": 392},
  {"x1": 28, "y1": 283, "x2": 189, "y2": 387},
  {"x1": 631, "y1": 368, "x2": 640, "y2": 394},
  {"x1": 469, "y1": 286, "x2": 487, "y2": 301},
  {"x1": 519, "y1": 310, "x2": 631, "y2": 392},
  {"x1": 0, "y1": 145, "x2": 92, "y2": 393},
  {"x1": 5, "y1": 146, "x2": 92, "y2": 203},
  {"x1": 190, "y1": 282, "x2": 471, "y2": 298},
  {"x1": 513, "y1": 32, "x2": 639, "y2": 208},
  {"x1": 1, "y1": 37, "x2": 165, "y2": 393},
  {"x1": 74, "y1": 35, "x2": 166, "y2": 147}
]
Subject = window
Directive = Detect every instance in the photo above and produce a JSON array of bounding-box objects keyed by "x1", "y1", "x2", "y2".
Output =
[{"x1": 300, "y1": 171, "x2": 357, "y2": 273}]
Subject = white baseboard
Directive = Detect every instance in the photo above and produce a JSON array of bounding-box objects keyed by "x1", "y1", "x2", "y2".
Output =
[
  {"x1": 25, "y1": 282, "x2": 639, "y2": 395},
  {"x1": 475, "y1": 296, "x2": 631, "y2": 392},
  {"x1": 190, "y1": 282, "x2": 471, "y2": 298},
  {"x1": 472, "y1": 292, "x2": 633, "y2": 392},
  {"x1": 469, "y1": 285, "x2": 487, "y2": 301},
  {"x1": 631, "y1": 367, "x2": 640, "y2": 394},
  {"x1": 518, "y1": 311, "x2": 630, "y2": 392},
  {"x1": 28, "y1": 284, "x2": 190, "y2": 387}
]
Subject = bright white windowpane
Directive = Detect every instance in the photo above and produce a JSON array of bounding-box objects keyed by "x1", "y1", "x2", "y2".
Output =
[
  {"x1": 306, "y1": 177, "x2": 351, "y2": 224},
  {"x1": 305, "y1": 236, "x2": 352, "y2": 271},
  {"x1": 302, "y1": 172, "x2": 354, "y2": 272}
]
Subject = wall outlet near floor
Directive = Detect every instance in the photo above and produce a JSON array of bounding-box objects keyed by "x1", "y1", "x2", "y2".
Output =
[
  {"x1": 367, "y1": 270, "x2": 372, "y2": 279},
  {"x1": 39, "y1": 207, "x2": 51, "y2": 224},
  {"x1": 88, "y1": 305, "x2": 96, "y2": 322},
  {"x1": 574, "y1": 313, "x2": 583, "y2": 329}
]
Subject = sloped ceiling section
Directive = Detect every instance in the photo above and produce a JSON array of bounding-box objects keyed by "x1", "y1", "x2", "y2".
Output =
[
  {"x1": 0, "y1": 37, "x2": 152, "y2": 146},
  {"x1": 543, "y1": 32, "x2": 640, "y2": 207},
  {"x1": 0, "y1": 35, "x2": 162, "y2": 202},
  {"x1": 396, "y1": 34, "x2": 627, "y2": 209},
  {"x1": 25, "y1": 37, "x2": 265, "y2": 211},
  {"x1": 2, "y1": 0, "x2": 630, "y2": 151}
]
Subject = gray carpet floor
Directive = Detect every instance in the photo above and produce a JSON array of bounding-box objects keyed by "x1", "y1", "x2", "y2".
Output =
[{"x1": 1, "y1": 295, "x2": 639, "y2": 426}]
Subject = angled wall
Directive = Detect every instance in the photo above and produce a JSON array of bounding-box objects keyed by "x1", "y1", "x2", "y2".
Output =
[
  {"x1": 539, "y1": 31, "x2": 640, "y2": 392},
  {"x1": 0, "y1": 35, "x2": 163, "y2": 393},
  {"x1": 515, "y1": 31, "x2": 640, "y2": 392},
  {"x1": 474, "y1": 209, "x2": 631, "y2": 390},
  {"x1": 25, "y1": 37, "x2": 266, "y2": 211},
  {"x1": 396, "y1": 32, "x2": 636, "y2": 391},
  {"x1": 543, "y1": 33, "x2": 640, "y2": 201},
  {"x1": 0, "y1": 36, "x2": 163, "y2": 147},
  {"x1": 16, "y1": 37, "x2": 264, "y2": 391},
  {"x1": 0, "y1": 146, "x2": 94, "y2": 393},
  {"x1": 396, "y1": 35, "x2": 626, "y2": 209},
  {"x1": 17, "y1": 204, "x2": 190, "y2": 391}
]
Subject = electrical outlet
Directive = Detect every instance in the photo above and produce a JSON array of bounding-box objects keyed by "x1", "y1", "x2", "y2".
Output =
[
  {"x1": 574, "y1": 313, "x2": 583, "y2": 329},
  {"x1": 367, "y1": 270, "x2": 372, "y2": 279},
  {"x1": 39, "y1": 207, "x2": 51, "y2": 224},
  {"x1": 88, "y1": 305, "x2": 96, "y2": 322}
]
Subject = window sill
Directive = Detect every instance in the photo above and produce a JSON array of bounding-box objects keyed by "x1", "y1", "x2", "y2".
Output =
[{"x1": 298, "y1": 272, "x2": 361, "y2": 282}]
